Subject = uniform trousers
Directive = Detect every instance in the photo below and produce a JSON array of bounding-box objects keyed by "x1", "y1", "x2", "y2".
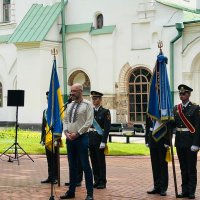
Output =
[
  {"x1": 149, "y1": 146, "x2": 168, "y2": 192},
  {"x1": 89, "y1": 145, "x2": 106, "y2": 185},
  {"x1": 45, "y1": 146, "x2": 58, "y2": 181},
  {"x1": 176, "y1": 147, "x2": 197, "y2": 194},
  {"x1": 67, "y1": 134, "x2": 93, "y2": 195}
]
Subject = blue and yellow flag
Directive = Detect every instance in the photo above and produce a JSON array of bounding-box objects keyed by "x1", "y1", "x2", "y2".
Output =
[
  {"x1": 147, "y1": 54, "x2": 173, "y2": 141},
  {"x1": 45, "y1": 59, "x2": 64, "y2": 151}
]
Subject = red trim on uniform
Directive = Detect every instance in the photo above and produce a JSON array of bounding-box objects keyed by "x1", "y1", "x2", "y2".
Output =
[{"x1": 177, "y1": 104, "x2": 195, "y2": 134}]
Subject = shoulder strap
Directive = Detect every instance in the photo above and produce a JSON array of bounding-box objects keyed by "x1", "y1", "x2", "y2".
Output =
[
  {"x1": 93, "y1": 118, "x2": 103, "y2": 135},
  {"x1": 177, "y1": 104, "x2": 195, "y2": 133}
]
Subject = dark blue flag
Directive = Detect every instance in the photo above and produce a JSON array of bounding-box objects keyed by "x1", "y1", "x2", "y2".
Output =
[{"x1": 147, "y1": 54, "x2": 174, "y2": 141}]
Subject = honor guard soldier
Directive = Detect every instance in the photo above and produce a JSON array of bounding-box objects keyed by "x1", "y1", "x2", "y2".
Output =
[
  {"x1": 145, "y1": 115, "x2": 169, "y2": 196},
  {"x1": 40, "y1": 91, "x2": 58, "y2": 184},
  {"x1": 173, "y1": 84, "x2": 200, "y2": 199},
  {"x1": 89, "y1": 91, "x2": 111, "y2": 189}
]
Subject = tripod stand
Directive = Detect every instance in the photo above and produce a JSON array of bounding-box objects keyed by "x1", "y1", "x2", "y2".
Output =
[{"x1": 0, "y1": 106, "x2": 34, "y2": 165}]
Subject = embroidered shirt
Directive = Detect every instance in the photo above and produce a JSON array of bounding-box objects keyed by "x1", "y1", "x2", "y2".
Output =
[{"x1": 63, "y1": 99, "x2": 93, "y2": 135}]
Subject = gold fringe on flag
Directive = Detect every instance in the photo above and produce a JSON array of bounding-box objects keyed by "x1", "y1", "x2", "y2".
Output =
[{"x1": 165, "y1": 147, "x2": 172, "y2": 162}]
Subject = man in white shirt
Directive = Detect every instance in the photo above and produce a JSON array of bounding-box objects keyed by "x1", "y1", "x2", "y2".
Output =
[{"x1": 60, "y1": 83, "x2": 94, "y2": 200}]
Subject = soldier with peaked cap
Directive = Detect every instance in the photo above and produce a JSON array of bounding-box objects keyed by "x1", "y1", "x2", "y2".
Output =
[
  {"x1": 173, "y1": 84, "x2": 200, "y2": 199},
  {"x1": 88, "y1": 90, "x2": 111, "y2": 189},
  {"x1": 40, "y1": 91, "x2": 58, "y2": 184}
]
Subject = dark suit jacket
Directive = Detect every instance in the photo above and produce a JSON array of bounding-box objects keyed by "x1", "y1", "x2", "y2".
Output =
[
  {"x1": 89, "y1": 106, "x2": 111, "y2": 145},
  {"x1": 173, "y1": 102, "x2": 200, "y2": 148}
]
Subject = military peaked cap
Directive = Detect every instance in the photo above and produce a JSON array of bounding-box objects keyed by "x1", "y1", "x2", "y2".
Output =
[
  {"x1": 91, "y1": 90, "x2": 103, "y2": 97},
  {"x1": 178, "y1": 84, "x2": 193, "y2": 92}
]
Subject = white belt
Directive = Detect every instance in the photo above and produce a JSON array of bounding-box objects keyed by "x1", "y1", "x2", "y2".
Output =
[
  {"x1": 176, "y1": 128, "x2": 189, "y2": 132},
  {"x1": 89, "y1": 128, "x2": 97, "y2": 132}
]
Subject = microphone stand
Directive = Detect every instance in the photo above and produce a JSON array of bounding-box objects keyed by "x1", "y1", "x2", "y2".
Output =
[{"x1": 46, "y1": 99, "x2": 71, "y2": 200}]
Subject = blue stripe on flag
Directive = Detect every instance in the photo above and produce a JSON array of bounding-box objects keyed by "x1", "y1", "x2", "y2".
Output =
[{"x1": 45, "y1": 59, "x2": 64, "y2": 151}]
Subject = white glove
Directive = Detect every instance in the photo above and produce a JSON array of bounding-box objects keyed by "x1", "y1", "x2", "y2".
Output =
[
  {"x1": 40, "y1": 141, "x2": 45, "y2": 146},
  {"x1": 164, "y1": 144, "x2": 170, "y2": 148},
  {"x1": 191, "y1": 145, "x2": 199, "y2": 152},
  {"x1": 99, "y1": 142, "x2": 106, "y2": 149},
  {"x1": 145, "y1": 143, "x2": 149, "y2": 147}
]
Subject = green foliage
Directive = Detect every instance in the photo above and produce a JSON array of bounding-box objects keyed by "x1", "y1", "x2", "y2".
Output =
[{"x1": 0, "y1": 129, "x2": 150, "y2": 156}]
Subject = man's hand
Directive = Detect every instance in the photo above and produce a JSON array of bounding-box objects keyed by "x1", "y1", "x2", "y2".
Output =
[
  {"x1": 99, "y1": 142, "x2": 106, "y2": 149},
  {"x1": 191, "y1": 145, "x2": 199, "y2": 152},
  {"x1": 164, "y1": 144, "x2": 170, "y2": 148},
  {"x1": 40, "y1": 141, "x2": 45, "y2": 146},
  {"x1": 145, "y1": 143, "x2": 149, "y2": 148},
  {"x1": 65, "y1": 131, "x2": 79, "y2": 141}
]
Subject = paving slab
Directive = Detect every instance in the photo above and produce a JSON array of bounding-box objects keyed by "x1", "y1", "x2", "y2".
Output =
[{"x1": 0, "y1": 154, "x2": 200, "y2": 200}]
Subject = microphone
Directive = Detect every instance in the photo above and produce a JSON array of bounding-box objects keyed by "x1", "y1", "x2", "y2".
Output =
[{"x1": 64, "y1": 95, "x2": 72, "y2": 108}]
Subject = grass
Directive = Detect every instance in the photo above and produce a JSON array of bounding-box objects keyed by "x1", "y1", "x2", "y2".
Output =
[{"x1": 0, "y1": 128, "x2": 150, "y2": 156}]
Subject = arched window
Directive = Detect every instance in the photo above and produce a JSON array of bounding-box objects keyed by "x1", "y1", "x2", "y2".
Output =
[
  {"x1": 68, "y1": 70, "x2": 91, "y2": 96},
  {"x1": 128, "y1": 67, "x2": 152, "y2": 123},
  {"x1": 0, "y1": 82, "x2": 3, "y2": 107},
  {"x1": 96, "y1": 14, "x2": 103, "y2": 29}
]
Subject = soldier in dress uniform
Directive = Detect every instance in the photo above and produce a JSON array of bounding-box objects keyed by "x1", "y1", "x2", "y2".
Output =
[
  {"x1": 89, "y1": 91, "x2": 111, "y2": 189},
  {"x1": 173, "y1": 84, "x2": 200, "y2": 199},
  {"x1": 40, "y1": 91, "x2": 58, "y2": 184},
  {"x1": 145, "y1": 115, "x2": 169, "y2": 196}
]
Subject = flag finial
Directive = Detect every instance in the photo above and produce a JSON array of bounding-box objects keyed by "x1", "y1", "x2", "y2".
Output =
[
  {"x1": 51, "y1": 48, "x2": 58, "y2": 59},
  {"x1": 158, "y1": 40, "x2": 163, "y2": 55}
]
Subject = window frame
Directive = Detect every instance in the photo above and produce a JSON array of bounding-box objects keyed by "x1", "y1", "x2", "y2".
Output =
[{"x1": 128, "y1": 67, "x2": 152, "y2": 123}]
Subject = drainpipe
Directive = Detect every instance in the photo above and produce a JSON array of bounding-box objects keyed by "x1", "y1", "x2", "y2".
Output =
[
  {"x1": 61, "y1": 0, "x2": 68, "y2": 101},
  {"x1": 170, "y1": 23, "x2": 184, "y2": 106}
]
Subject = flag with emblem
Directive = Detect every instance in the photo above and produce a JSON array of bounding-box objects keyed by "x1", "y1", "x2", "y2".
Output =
[
  {"x1": 45, "y1": 58, "x2": 64, "y2": 151},
  {"x1": 147, "y1": 53, "x2": 173, "y2": 141}
]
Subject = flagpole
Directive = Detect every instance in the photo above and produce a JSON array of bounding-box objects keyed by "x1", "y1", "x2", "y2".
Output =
[
  {"x1": 168, "y1": 124, "x2": 178, "y2": 197},
  {"x1": 51, "y1": 48, "x2": 61, "y2": 187},
  {"x1": 48, "y1": 48, "x2": 56, "y2": 200},
  {"x1": 158, "y1": 41, "x2": 178, "y2": 197}
]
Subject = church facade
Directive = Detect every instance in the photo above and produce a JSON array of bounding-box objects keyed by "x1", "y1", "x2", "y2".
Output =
[{"x1": 0, "y1": 0, "x2": 200, "y2": 128}]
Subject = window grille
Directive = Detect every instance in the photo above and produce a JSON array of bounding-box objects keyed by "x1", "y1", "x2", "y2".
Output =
[{"x1": 128, "y1": 67, "x2": 152, "y2": 123}]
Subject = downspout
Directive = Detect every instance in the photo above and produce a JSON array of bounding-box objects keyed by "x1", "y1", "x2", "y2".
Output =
[
  {"x1": 170, "y1": 23, "x2": 184, "y2": 106},
  {"x1": 61, "y1": 0, "x2": 68, "y2": 101}
]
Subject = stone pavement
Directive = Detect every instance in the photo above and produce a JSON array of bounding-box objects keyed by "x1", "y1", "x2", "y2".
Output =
[{"x1": 0, "y1": 154, "x2": 200, "y2": 200}]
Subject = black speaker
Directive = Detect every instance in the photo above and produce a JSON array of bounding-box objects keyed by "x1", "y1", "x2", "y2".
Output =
[{"x1": 7, "y1": 90, "x2": 25, "y2": 107}]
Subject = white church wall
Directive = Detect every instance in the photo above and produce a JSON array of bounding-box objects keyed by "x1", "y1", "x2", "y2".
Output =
[
  {"x1": 66, "y1": 37, "x2": 97, "y2": 85},
  {"x1": 0, "y1": 0, "x2": 200, "y2": 125},
  {"x1": 0, "y1": 43, "x2": 18, "y2": 122},
  {"x1": 15, "y1": 42, "x2": 60, "y2": 124},
  {"x1": 90, "y1": 34, "x2": 115, "y2": 94}
]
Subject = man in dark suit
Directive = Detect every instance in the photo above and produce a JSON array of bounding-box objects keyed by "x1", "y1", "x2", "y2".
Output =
[
  {"x1": 173, "y1": 84, "x2": 200, "y2": 199},
  {"x1": 145, "y1": 115, "x2": 169, "y2": 196},
  {"x1": 89, "y1": 91, "x2": 111, "y2": 189},
  {"x1": 40, "y1": 91, "x2": 58, "y2": 184}
]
